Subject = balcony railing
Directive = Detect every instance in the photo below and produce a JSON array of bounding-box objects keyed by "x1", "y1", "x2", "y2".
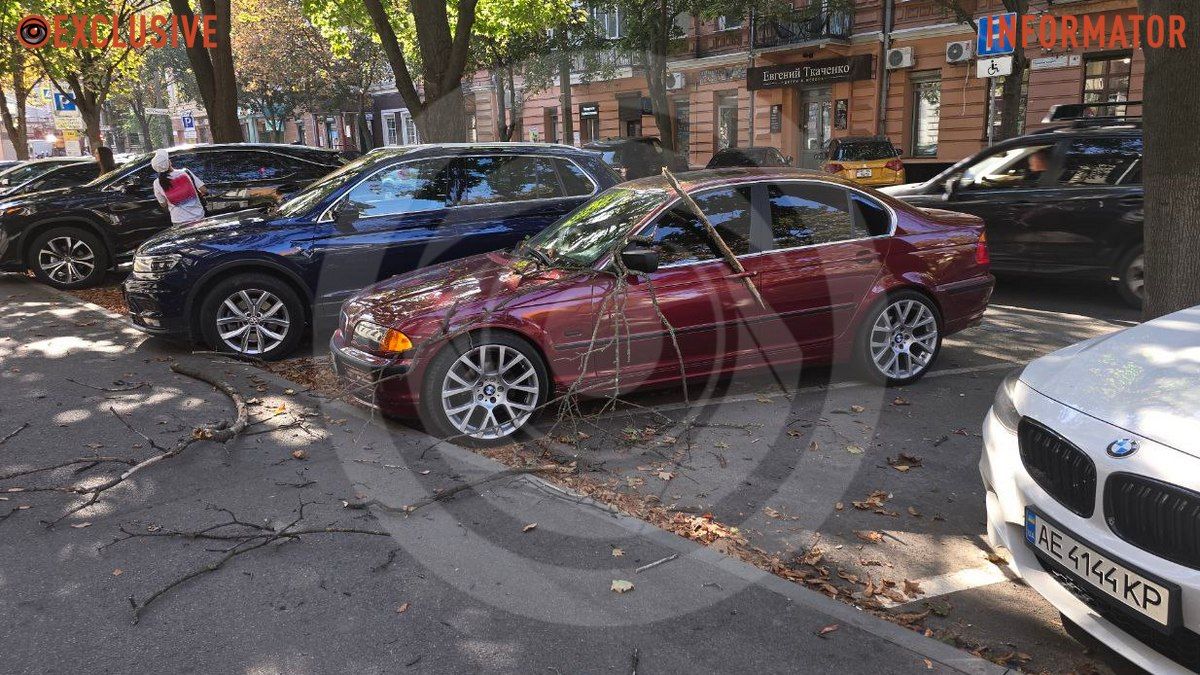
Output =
[{"x1": 753, "y1": 10, "x2": 852, "y2": 49}]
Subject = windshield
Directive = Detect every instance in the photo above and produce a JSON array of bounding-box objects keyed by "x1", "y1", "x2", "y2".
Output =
[
  {"x1": 524, "y1": 186, "x2": 667, "y2": 268},
  {"x1": 0, "y1": 162, "x2": 66, "y2": 186},
  {"x1": 274, "y1": 154, "x2": 378, "y2": 218}
]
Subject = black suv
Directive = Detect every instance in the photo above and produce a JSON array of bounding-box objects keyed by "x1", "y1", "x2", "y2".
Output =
[
  {"x1": 883, "y1": 103, "x2": 1144, "y2": 306},
  {"x1": 583, "y1": 136, "x2": 688, "y2": 179},
  {"x1": 0, "y1": 144, "x2": 343, "y2": 289},
  {"x1": 0, "y1": 158, "x2": 99, "y2": 198}
]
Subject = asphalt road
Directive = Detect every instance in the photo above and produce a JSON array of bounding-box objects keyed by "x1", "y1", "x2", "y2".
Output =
[
  {"x1": 0, "y1": 272, "x2": 1145, "y2": 674},
  {"x1": 0, "y1": 276, "x2": 1005, "y2": 674}
]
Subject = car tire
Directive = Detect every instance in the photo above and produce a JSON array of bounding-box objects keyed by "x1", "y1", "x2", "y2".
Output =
[
  {"x1": 197, "y1": 273, "x2": 305, "y2": 360},
  {"x1": 27, "y1": 226, "x2": 109, "y2": 289},
  {"x1": 1115, "y1": 245, "x2": 1144, "y2": 309},
  {"x1": 419, "y1": 331, "x2": 550, "y2": 447},
  {"x1": 855, "y1": 290, "x2": 943, "y2": 387}
]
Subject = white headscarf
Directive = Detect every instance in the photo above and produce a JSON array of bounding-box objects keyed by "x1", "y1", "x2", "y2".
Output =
[{"x1": 150, "y1": 149, "x2": 171, "y2": 173}]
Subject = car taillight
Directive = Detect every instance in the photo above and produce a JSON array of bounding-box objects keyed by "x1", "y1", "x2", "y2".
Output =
[
  {"x1": 975, "y1": 232, "x2": 990, "y2": 265},
  {"x1": 826, "y1": 163, "x2": 845, "y2": 173},
  {"x1": 885, "y1": 159, "x2": 904, "y2": 172}
]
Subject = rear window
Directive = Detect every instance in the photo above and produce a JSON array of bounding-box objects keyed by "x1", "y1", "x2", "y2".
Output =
[{"x1": 832, "y1": 141, "x2": 898, "y2": 161}]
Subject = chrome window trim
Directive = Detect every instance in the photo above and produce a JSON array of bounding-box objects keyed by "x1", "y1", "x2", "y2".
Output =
[
  {"x1": 629, "y1": 177, "x2": 897, "y2": 271},
  {"x1": 317, "y1": 153, "x2": 601, "y2": 223}
]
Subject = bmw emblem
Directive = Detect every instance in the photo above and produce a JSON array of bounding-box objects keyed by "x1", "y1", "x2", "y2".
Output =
[{"x1": 1107, "y1": 438, "x2": 1140, "y2": 458}]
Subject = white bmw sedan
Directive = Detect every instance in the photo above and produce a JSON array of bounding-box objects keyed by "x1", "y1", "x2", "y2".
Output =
[{"x1": 981, "y1": 305, "x2": 1200, "y2": 674}]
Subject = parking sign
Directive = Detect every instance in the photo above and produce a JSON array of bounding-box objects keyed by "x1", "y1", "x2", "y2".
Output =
[
  {"x1": 976, "y1": 13, "x2": 1016, "y2": 57},
  {"x1": 181, "y1": 112, "x2": 195, "y2": 130},
  {"x1": 53, "y1": 92, "x2": 77, "y2": 112}
]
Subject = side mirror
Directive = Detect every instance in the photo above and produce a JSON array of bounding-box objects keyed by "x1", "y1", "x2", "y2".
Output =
[
  {"x1": 334, "y1": 204, "x2": 360, "y2": 230},
  {"x1": 942, "y1": 178, "x2": 959, "y2": 200},
  {"x1": 620, "y1": 243, "x2": 658, "y2": 274}
]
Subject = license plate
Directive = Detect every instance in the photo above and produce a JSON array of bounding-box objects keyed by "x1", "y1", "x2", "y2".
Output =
[
  {"x1": 856, "y1": 168, "x2": 873, "y2": 178},
  {"x1": 1025, "y1": 507, "x2": 1174, "y2": 628}
]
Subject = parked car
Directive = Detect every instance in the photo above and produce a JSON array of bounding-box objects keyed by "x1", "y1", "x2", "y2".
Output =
[
  {"x1": 706, "y1": 147, "x2": 792, "y2": 169},
  {"x1": 330, "y1": 168, "x2": 994, "y2": 445},
  {"x1": 0, "y1": 143, "x2": 344, "y2": 289},
  {"x1": 584, "y1": 136, "x2": 688, "y2": 179},
  {"x1": 0, "y1": 160, "x2": 20, "y2": 172},
  {"x1": 883, "y1": 106, "x2": 1144, "y2": 306},
  {"x1": 821, "y1": 137, "x2": 905, "y2": 188},
  {"x1": 982, "y1": 304, "x2": 1200, "y2": 674},
  {"x1": 123, "y1": 143, "x2": 622, "y2": 359},
  {"x1": 0, "y1": 157, "x2": 95, "y2": 198}
]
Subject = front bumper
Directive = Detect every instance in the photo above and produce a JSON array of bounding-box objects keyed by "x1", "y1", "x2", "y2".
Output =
[
  {"x1": 981, "y1": 386, "x2": 1200, "y2": 674},
  {"x1": 328, "y1": 329, "x2": 418, "y2": 417},
  {"x1": 122, "y1": 274, "x2": 195, "y2": 338}
]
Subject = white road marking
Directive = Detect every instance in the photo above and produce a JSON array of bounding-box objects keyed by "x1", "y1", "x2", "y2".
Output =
[{"x1": 878, "y1": 562, "x2": 1018, "y2": 609}]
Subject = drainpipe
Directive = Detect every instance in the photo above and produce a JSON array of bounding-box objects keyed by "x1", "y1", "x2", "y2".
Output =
[
  {"x1": 876, "y1": 0, "x2": 894, "y2": 137},
  {"x1": 748, "y1": 6, "x2": 757, "y2": 148}
]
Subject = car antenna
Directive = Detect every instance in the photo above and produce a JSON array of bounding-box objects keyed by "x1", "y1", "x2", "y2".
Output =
[{"x1": 660, "y1": 168, "x2": 766, "y2": 309}]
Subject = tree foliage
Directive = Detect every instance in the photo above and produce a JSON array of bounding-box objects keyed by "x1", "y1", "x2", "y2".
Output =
[{"x1": 0, "y1": 4, "x2": 42, "y2": 159}]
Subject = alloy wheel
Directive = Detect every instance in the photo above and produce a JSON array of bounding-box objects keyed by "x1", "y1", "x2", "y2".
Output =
[
  {"x1": 37, "y1": 236, "x2": 95, "y2": 285},
  {"x1": 868, "y1": 299, "x2": 939, "y2": 380},
  {"x1": 1125, "y1": 253, "x2": 1145, "y2": 300},
  {"x1": 215, "y1": 289, "x2": 291, "y2": 355},
  {"x1": 440, "y1": 344, "x2": 540, "y2": 440}
]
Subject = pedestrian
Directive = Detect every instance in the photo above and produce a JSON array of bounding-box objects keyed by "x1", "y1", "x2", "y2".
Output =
[{"x1": 151, "y1": 149, "x2": 207, "y2": 226}]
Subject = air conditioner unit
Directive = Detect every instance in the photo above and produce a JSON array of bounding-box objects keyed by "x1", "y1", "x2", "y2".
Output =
[
  {"x1": 666, "y1": 72, "x2": 686, "y2": 90},
  {"x1": 886, "y1": 47, "x2": 914, "y2": 70},
  {"x1": 945, "y1": 40, "x2": 973, "y2": 64}
]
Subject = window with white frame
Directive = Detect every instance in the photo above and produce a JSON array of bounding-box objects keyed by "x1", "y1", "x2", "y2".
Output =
[{"x1": 592, "y1": 6, "x2": 623, "y2": 39}]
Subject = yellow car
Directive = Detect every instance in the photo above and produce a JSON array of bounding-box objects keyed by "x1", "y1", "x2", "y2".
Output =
[{"x1": 821, "y1": 136, "x2": 906, "y2": 187}]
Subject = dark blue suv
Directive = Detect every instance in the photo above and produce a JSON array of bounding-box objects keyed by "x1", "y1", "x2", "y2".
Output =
[{"x1": 123, "y1": 144, "x2": 621, "y2": 358}]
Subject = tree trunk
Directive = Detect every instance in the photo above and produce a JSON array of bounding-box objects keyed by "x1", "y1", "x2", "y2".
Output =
[
  {"x1": 0, "y1": 51, "x2": 31, "y2": 160},
  {"x1": 171, "y1": 0, "x2": 242, "y2": 142},
  {"x1": 643, "y1": 2, "x2": 679, "y2": 163},
  {"x1": 494, "y1": 71, "x2": 511, "y2": 141},
  {"x1": 558, "y1": 29, "x2": 573, "y2": 145},
  {"x1": 1140, "y1": 0, "x2": 1200, "y2": 319},
  {"x1": 413, "y1": 85, "x2": 467, "y2": 142},
  {"x1": 132, "y1": 90, "x2": 154, "y2": 151},
  {"x1": 996, "y1": 48, "x2": 1025, "y2": 141}
]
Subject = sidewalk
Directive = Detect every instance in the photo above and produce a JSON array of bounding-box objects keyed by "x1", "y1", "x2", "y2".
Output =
[{"x1": 0, "y1": 277, "x2": 1008, "y2": 674}]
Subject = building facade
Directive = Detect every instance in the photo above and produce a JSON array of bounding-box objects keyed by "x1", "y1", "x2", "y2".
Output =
[{"x1": 369, "y1": 0, "x2": 1143, "y2": 177}]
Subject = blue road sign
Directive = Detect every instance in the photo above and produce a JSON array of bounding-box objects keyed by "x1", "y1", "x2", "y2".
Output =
[
  {"x1": 977, "y1": 13, "x2": 1016, "y2": 57},
  {"x1": 53, "y1": 92, "x2": 76, "y2": 112},
  {"x1": 181, "y1": 113, "x2": 195, "y2": 130}
]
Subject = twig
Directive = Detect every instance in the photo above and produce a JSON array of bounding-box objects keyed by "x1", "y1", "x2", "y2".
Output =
[
  {"x1": 0, "y1": 422, "x2": 28, "y2": 445},
  {"x1": 66, "y1": 378, "x2": 146, "y2": 392},
  {"x1": 635, "y1": 553, "x2": 679, "y2": 573}
]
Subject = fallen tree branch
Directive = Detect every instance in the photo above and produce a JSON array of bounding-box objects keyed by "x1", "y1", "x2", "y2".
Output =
[
  {"x1": 343, "y1": 464, "x2": 566, "y2": 514},
  {"x1": 0, "y1": 422, "x2": 28, "y2": 446},
  {"x1": 40, "y1": 361, "x2": 249, "y2": 528},
  {"x1": 65, "y1": 378, "x2": 147, "y2": 392}
]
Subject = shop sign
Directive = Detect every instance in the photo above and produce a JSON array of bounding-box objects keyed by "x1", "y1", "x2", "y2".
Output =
[
  {"x1": 1031, "y1": 54, "x2": 1081, "y2": 70},
  {"x1": 747, "y1": 55, "x2": 873, "y2": 90},
  {"x1": 579, "y1": 103, "x2": 599, "y2": 118},
  {"x1": 698, "y1": 66, "x2": 746, "y2": 86}
]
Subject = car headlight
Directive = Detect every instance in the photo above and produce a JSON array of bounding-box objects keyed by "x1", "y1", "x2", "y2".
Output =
[
  {"x1": 0, "y1": 203, "x2": 31, "y2": 218},
  {"x1": 352, "y1": 320, "x2": 412, "y2": 355},
  {"x1": 132, "y1": 254, "x2": 182, "y2": 280},
  {"x1": 991, "y1": 367, "x2": 1025, "y2": 431}
]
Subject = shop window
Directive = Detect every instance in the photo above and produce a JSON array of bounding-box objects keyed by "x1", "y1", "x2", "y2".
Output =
[
  {"x1": 910, "y1": 72, "x2": 941, "y2": 158},
  {"x1": 544, "y1": 108, "x2": 559, "y2": 144},
  {"x1": 674, "y1": 100, "x2": 690, "y2": 161},
  {"x1": 1083, "y1": 52, "x2": 1133, "y2": 116},
  {"x1": 581, "y1": 115, "x2": 600, "y2": 142},
  {"x1": 716, "y1": 93, "x2": 739, "y2": 151}
]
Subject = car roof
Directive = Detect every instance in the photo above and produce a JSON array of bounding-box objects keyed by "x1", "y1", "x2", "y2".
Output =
[
  {"x1": 365, "y1": 142, "x2": 602, "y2": 160},
  {"x1": 166, "y1": 142, "x2": 342, "y2": 155},
  {"x1": 831, "y1": 136, "x2": 893, "y2": 143},
  {"x1": 582, "y1": 136, "x2": 661, "y2": 148}
]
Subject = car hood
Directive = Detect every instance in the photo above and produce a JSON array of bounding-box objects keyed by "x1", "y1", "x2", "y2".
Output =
[
  {"x1": 343, "y1": 252, "x2": 583, "y2": 334},
  {"x1": 1021, "y1": 305, "x2": 1200, "y2": 457},
  {"x1": 878, "y1": 182, "x2": 929, "y2": 197},
  {"x1": 138, "y1": 209, "x2": 275, "y2": 253},
  {"x1": 0, "y1": 185, "x2": 78, "y2": 208}
]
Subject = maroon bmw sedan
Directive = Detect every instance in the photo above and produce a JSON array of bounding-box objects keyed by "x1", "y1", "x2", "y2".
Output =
[{"x1": 330, "y1": 168, "x2": 993, "y2": 445}]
